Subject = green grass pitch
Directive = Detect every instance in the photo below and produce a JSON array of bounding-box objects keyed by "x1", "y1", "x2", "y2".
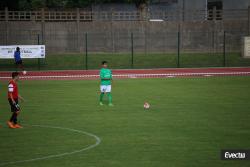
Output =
[
  {"x1": 1, "y1": 53, "x2": 250, "y2": 71},
  {"x1": 0, "y1": 77, "x2": 250, "y2": 167}
]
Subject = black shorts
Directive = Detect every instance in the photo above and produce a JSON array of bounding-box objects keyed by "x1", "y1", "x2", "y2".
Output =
[
  {"x1": 15, "y1": 60, "x2": 23, "y2": 65},
  {"x1": 8, "y1": 98, "x2": 20, "y2": 112}
]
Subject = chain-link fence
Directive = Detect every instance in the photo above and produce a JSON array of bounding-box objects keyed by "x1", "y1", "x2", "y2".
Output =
[{"x1": 0, "y1": 30, "x2": 250, "y2": 71}]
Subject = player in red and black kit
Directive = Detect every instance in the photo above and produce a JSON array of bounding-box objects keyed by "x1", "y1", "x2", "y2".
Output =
[{"x1": 7, "y1": 72, "x2": 25, "y2": 129}]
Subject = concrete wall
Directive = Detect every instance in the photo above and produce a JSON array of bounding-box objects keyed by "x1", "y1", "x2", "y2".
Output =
[
  {"x1": 92, "y1": 0, "x2": 250, "y2": 12},
  {"x1": 0, "y1": 20, "x2": 248, "y2": 54},
  {"x1": 158, "y1": 0, "x2": 250, "y2": 10},
  {"x1": 92, "y1": 3, "x2": 137, "y2": 11},
  {"x1": 181, "y1": 0, "x2": 206, "y2": 10},
  {"x1": 216, "y1": 0, "x2": 250, "y2": 9}
]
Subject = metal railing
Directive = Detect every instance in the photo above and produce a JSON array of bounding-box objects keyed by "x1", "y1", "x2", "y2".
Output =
[
  {"x1": 44, "y1": 11, "x2": 77, "y2": 21},
  {"x1": 8, "y1": 11, "x2": 42, "y2": 21},
  {"x1": 0, "y1": 8, "x2": 249, "y2": 22}
]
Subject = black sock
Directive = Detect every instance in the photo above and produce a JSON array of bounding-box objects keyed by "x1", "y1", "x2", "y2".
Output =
[
  {"x1": 10, "y1": 113, "x2": 15, "y2": 122},
  {"x1": 10, "y1": 113, "x2": 17, "y2": 124},
  {"x1": 13, "y1": 114, "x2": 17, "y2": 124}
]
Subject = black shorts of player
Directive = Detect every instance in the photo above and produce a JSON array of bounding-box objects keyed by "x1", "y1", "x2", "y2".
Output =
[
  {"x1": 8, "y1": 98, "x2": 19, "y2": 112},
  {"x1": 15, "y1": 60, "x2": 23, "y2": 65}
]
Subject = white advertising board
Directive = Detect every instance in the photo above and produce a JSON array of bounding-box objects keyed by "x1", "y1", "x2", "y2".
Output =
[{"x1": 0, "y1": 45, "x2": 45, "y2": 59}]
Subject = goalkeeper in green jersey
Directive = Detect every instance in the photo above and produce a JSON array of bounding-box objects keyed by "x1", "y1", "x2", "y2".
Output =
[{"x1": 99, "y1": 61, "x2": 113, "y2": 106}]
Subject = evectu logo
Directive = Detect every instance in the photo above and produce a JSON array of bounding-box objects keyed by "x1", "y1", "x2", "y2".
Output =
[{"x1": 221, "y1": 150, "x2": 250, "y2": 160}]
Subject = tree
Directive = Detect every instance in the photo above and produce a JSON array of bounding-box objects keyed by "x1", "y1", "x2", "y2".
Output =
[
  {"x1": 0, "y1": 0, "x2": 19, "y2": 10},
  {"x1": 46, "y1": 0, "x2": 66, "y2": 9},
  {"x1": 31, "y1": 0, "x2": 46, "y2": 9},
  {"x1": 1, "y1": 0, "x2": 150, "y2": 10},
  {"x1": 19, "y1": 0, "x2": 32, "y2": 10}
]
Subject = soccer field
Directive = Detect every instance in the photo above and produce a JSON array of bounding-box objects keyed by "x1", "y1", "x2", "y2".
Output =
[{"x1": 0, "y1": 77, "x2": 250, "y2": 167}]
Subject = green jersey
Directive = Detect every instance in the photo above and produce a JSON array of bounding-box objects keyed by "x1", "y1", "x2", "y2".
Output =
[{"x1": 100, "y1": 68, "x2": 112, "y2": 85}]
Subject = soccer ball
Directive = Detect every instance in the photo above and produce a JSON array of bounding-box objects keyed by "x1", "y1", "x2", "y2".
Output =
[
  {"x1": 23, "y1": 71, "x2": 27, "y2": 75},
  {"x1": 144, "y1": 102, "x2": 150, "y2": 109}
]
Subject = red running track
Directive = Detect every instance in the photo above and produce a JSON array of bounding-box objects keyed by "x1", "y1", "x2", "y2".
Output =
[{"x1": 0, "y1": 67, "x2": 250, "y2": 80}]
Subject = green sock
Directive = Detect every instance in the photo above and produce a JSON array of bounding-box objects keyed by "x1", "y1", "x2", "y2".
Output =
[
  {"x1": 100, "y1": 93, "x2": 104, "y2": 102},
  {"x1": 107, "y1": 92, "x2": 112, "y2": 104}
]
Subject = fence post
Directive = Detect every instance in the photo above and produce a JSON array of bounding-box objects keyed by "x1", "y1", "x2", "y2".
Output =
[
  {"x1": 5, "y1": 7, "x2": 8, "y2": 21},
  {"x1": 223, "y1": 31, "x2": 226, "y2": 67},
  {"x1": 248, "y1": 6, "x2": 250, "y2": 35},
  {"x1": 85, "y1": 33, "x2": 88, "y2": 70},
  {"x1": 76, "y1": 8, "x2": 80, "y2": 52},
  {"x1": 131, "y1": 32, "x2": 134, "y2": 68},
  {"x1": 37, "y1": 34, "x2": 41, "y2": 70},
  {"x1": 41, "y1": 8, "x2": 45, "y2": 46},
  {"x1": 5, "y1": 7, "x2": 8, "y2": 45},
  {"x1": 38, "y1": 34, "x2": 40, "y2": 44},
  {"x1": 177, "y1": 31, "x2": 180, "y2": 68},
  {"x1": 212, "y1": 6, "x2": 217, "y2": 21}
]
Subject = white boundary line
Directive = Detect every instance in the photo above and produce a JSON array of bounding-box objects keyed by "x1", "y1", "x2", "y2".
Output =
[
  {"x1": 1, "y1": 72, "x2": 250, "y2": 79},
  {"x1": 0, "y1": 124, "x2": 101, "y2": 166}
]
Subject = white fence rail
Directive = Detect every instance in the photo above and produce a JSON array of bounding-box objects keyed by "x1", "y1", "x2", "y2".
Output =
[{"x1": 0, "y1": 8, "x2": 248, "y2": 22}]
